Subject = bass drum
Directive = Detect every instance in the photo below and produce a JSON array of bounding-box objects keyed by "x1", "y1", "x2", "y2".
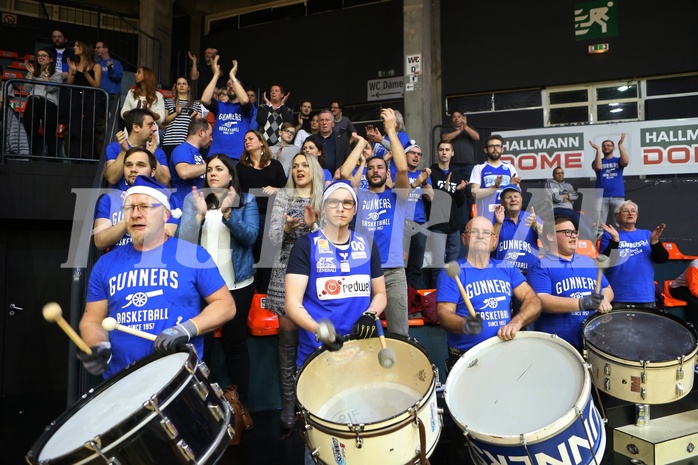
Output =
[
  {"x1": 296, "y1": 334, "x2": 442, "y2": 465},
  {"x1": 444, "y1": 332, "x2": 606, "y2": 465},
  {"x1": 26, "y1": 345, "x2": 233, "y2": 464},
  {"x1": 583, "y1": 308, "x2": 698, "y2": 404}
]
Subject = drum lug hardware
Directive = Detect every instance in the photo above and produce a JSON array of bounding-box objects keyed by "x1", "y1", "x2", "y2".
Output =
[
  {"x1": 176, "y1": 439, "x2": 196, "y2": 462},
  {"x1": 226, "y1": 423, "x2": 235, "y2": 439},
  {"x1": 604, "y1": 363, "x2": 611, "y2": 376},
  {"x1": 184, "y1": 355, "x2": 196, "y2": 375},
  {"x1": 641, "y1": 361, "x2": 647, "y2": 384},
  {"x1": 678, "y1": 366, "x2": 685, "y2": 380},
  {"x1": 208, "y1": 403, "x2": 224, "y2": 422},
  {"x1": 349, "y1": 423, "x2": 365, "y2": 448},
  {"x1": 198, "y1": 361, "x2": 211, "y2": 378},
  {"x1": 144, "y1": 395, "x2": 179, "y2": 439},
  {"x1": 676, "y1": 383, "x2": 684, "y2": 396},
  {"x1": 192, "y1": 380, "x2": 209, "y2": 401},
  {"x1": 687, "y1": 442, "x2": 695, "y2": 453},
  {"x1": 604, "y1": 378, "x2": 611, "y2": 391},
  {"x1": 85, "y1": 439, "x2": 122, "y2": 465},
  {"x1": 641, "y1": 387, "x2": 647, "y2": 400},
  {"x1": 210, "y1": 382, "x2": 224, "y2": 398},
  {"x1": 627, "y1": 443, "x2": 640, "y2": 455}
]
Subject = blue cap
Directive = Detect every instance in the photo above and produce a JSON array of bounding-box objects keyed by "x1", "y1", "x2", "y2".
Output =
[{"x1": 500, "y1": 184, "x2": 521, "y2": 195}]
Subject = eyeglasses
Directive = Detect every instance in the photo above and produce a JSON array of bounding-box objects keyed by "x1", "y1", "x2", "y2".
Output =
[
  {"x1": 122, "y1": 203, "x2": 162, "y2": 214},
  {"x1": 465, "y1": 229, "x2": 494, "y2": 237},
  {"x1": 620, "y1": 209, "x2": 637, "y2": 214},
  {"x1": 556, "y1": 229, "x2": 579, "y2": 237},
  {"x1": 283, "y1": 129, "x2": 296, "y2": 135},
  {"x1": 330, "y1": 106, "x2": 339, "y2": 109},
  {"x1": 325, "y1": 198, "x2": 356, "y2": 209},
  {"x1": 36, "y1": 54, "x2": 50, "y2": 58},
  {"x1": 407, "y1": 151, "x2": 422, "y2": 156},
  {"x1": 486, "y1": 144, "x2": 503, "y2": 149}
]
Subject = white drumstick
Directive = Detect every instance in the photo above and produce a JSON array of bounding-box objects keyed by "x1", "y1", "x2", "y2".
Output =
[
  {"x1": 102, "y1": 317, "x2": 157, "y2": 341},
  {"x1": 43, "y1": 302, "x2": 93, "y2": 354},
  {"x1": 594, "y1": 254, "x2": 610, "y2": 294}
]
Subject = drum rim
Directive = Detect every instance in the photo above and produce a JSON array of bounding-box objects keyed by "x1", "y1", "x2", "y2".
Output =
[
  {"x1": 583, "y1": 308, "x2": 698, "y2": 364},
  {"x1": 296, "y1": 333, "x2": 437, "y2": 430},
  {"x1": 27, "y1": 346, "x2": 198, "y2": 463},
  {"x1": 443, "y1": 331, "x2": 592, "y2": 444}
]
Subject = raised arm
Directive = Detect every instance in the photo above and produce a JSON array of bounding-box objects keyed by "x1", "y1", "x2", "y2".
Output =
[
  {"x1": 201, "y1": 56, "x2": 221, "y2": 106},
  {"x1": 618, "y1": 133, "x2": 629, "y2": 167}
]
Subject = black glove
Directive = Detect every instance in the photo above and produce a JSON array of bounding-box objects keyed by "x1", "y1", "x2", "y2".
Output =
[
  {"x1": 154, "y1": 320, "x2": 197, "y2": 354},
  {"x1": 352, "y1": 311, "x2": 377, "y2": 339},
  {"x1": 579, "y1": 293, "x2": 604, "y2": 311},
  {"x1": 316, "y1": 319, "x2": 344, "y2": 352},
  {"x1": 463, "y1": 314, "x2": 483, "y2": 335},
  {"x1": 77, "y1": 342, "x2": 112, "y2": 376}
]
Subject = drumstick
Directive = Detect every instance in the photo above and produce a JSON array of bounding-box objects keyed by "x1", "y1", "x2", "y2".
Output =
[
  {"x1": 444, "y1": 261, "x2": 477, "y2": 318},
  {"x1": 374, "y1": 316, "x2": 396, "y2": 369},
  {"x1": 42, "y1": 302, "x2": 92, "y2": 355},
  {"x1": 102, "y1": 317, "x2": 157, "y2": 341},
  {"x1": 594, "y1": 254, "x2": 610, "y2": 294}
]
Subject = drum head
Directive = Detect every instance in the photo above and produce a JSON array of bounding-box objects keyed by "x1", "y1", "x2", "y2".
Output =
[
  {"x1": 445, "y1": 332, "x2": 586, "y2": 438},
  {"x1": 584, "y1": 310, "x2": 697, "y2": 362},
  {"x1": 296, "y1": 335, "x2": 433, "y2": 425},
  {"x1": 38, "y1": 352, "x2": 190, "y2": 460}
]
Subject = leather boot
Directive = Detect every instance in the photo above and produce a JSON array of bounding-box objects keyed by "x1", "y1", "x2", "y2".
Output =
[{"x1": 278, "y1": 329, "x2": 299, "y2": 430}]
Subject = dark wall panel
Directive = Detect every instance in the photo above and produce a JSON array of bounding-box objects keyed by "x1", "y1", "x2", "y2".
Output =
[
  {"x1": 205, "y1": 1, "x2": 403, "y2": 108},
  {"x1": 441, "y1": 0, "x2": 698, "y2": 95}
]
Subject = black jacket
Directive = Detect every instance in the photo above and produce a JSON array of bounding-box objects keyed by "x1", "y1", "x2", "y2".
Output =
[{"x1": 427, "y1": 163, "x2": 466, "y2": 233}]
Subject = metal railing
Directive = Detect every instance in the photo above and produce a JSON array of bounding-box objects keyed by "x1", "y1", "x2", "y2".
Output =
[{"x1": 2, "y1": 79, "x2": 110, "y2": 163}]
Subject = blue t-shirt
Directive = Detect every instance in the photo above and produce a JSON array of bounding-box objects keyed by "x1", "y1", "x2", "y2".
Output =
[
  {"x1": 105, "y1": 141, "x2": 168, "y2": 191},
  {"x1": 373, "y1": 131, "x2": 411, "y2": 158},
  {"x1": 286, "y1": 230, "x2": 383, "y2": 366},
  {"x1": 86, "y1": 237, "x2": 225, "y2": 378},
  {"x1": 355, "y1": 188, "x2": 408, "y2": 268},
  {"x1": 493, "y1": 211, "x2": 540, "y2": 273},
  {"x1": 469, "y1": 162, "x2": 517, "y2": 221},
  {"x1": 594, "y1": 156, "x2": 625, "y2": 198},
  {"x1": 389, "y1": 166, "x2": 431, "y2": 223},
  {"x1": 436, "y1": 258, "x2": 525, "y2": 351},
  {"x1": 207, "y1": 99, "x2": 253, "y2": 160},
  {"x1": 599, "y1": 229, "x2": 655, "y2": 303},
  {"x1": 169, "y1": 141, "x2": 205, "y2": 207},
  {"x1": 527, "y1": 253, "x2": 609, "y2": 349}
]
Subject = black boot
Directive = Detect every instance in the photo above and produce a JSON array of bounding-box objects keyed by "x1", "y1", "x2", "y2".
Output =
[{"x1": 278, "y1": 329, "x2": 299, "y2": 430}]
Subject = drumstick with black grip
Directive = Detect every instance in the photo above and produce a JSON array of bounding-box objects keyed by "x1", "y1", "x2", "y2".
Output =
[
  {"x1": 444, "y1": 261, "x2": 483, "y2": 335},
  {"x1": 42, "y1": 302, "x2": 93, "y2": 354},
  {"x1": 102, "y1": 317, "x2": 157, "y2": 341},
  {"x1": 374, "y1": 316, "x2": 396, "y2": 369}
]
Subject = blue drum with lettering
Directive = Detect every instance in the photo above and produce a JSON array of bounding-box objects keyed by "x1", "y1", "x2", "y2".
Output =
[{"x1": 444, "y1": 331, "x2": 606, "y2": 465}]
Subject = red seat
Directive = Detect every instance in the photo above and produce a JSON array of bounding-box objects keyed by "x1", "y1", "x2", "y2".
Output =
[
  {"x1": 10, "y1": 99, "x2": 26, "y2": 113},
  {"x1": 663, "y1": 280, "x2": 687, "y2": 307},
  {"x1": 158, "y1": 89, "x2": 174, "y2": 99},
  {"x1": 0, "y1": 50, "x2": 19, "y2": 60},
  {"x1": 2, "y1": 70, "x2": 22, "y2": 80},
  {"x1": 7, "y1": 61, "x2": 26, "y2": 71},
  {"x1": 247, "y1": 294, "x2": 279, "y2": 336}
]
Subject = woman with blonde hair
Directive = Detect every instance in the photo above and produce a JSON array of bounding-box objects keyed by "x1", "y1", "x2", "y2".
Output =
[
  {"x1": 121, "y1": 66, "x2": 165, "y2": 124},
  {"x1": 266, "y1": 153, "x2": 323, "y2": 429}
]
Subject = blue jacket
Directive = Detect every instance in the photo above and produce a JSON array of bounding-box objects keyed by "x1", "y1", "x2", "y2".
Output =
[{"x1": 177, "y1": 192, "x2": 259, "y2": 285}]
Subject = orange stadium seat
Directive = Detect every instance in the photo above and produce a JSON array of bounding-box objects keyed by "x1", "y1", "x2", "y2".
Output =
[
  {"x1": 158, "y1": 89, "x2": 174, "y2": 99},
  {"x1": 2, "y1": 70, "x2": 22, "y2": 80},
  {"x1": 576, "y1": 239, "x2": 598, "y2": 258},
  {"x1": 7, "y1": 61, "x2": 26, "y2": 71},
  {"x1": 21, "y1": 53, "x2": 35, "y2": 62},
  {"x1": 663, "y1": 242, "x2": 698, "y2": 260},
  {"x1": 10, "y1": 99, "x2": 26, "y2": 113},
  {"x1": 247, "y1": 293, "x2": 279, "y2": 336},
  {"x1": 663, "y1": 280, "x2": 687, "y2": 307}
]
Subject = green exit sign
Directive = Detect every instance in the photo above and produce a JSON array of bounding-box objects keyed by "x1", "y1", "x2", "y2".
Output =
[{"x1": 378, "y1": 69, "x2": 395, "y2": 78}]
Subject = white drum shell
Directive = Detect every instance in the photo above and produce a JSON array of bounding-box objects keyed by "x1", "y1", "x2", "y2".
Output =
[{"x1": 296, "y1": 336, "x2": 442, "y2": 464}]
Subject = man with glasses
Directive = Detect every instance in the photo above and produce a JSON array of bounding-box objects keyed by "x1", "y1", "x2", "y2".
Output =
[
  {"x1": 470, "y1": 134, "x2": 521, "y2": 222},
  {"x1": 590, "y1": 134, "x2": 629, "y2": 233},
  {"x1": 78, "y1": 175, "x2": 236, "y2": 378},
  {"x1": 285, "y1": 179, "x2": 387, "y2": 366},
  {"x1": 436, "y1": 216, "x2": 541, "y2": 371},
  {"x1": 527, "y1": 216, "x2": 613, "y2": 350}
]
